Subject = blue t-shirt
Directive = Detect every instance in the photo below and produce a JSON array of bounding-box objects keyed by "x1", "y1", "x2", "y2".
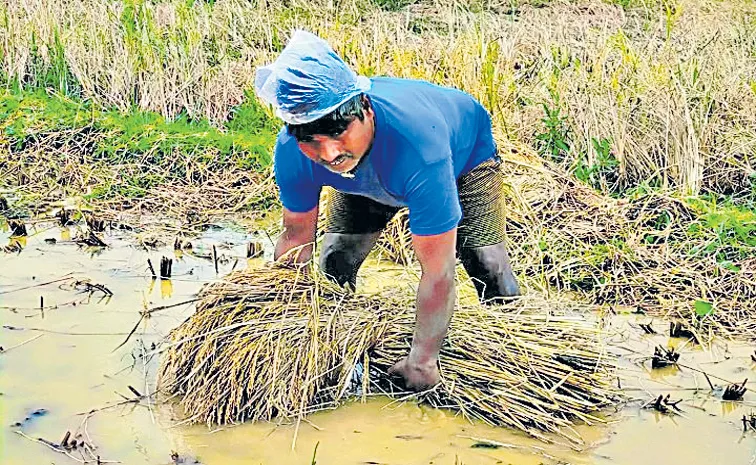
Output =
[{"x1": 273, "y1": 77, "x2": 497, "y2": 236}]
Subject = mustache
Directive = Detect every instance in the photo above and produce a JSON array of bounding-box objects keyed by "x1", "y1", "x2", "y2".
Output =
[{"x1": 320, "y1": 153, "x2": 354, "y2": 166}]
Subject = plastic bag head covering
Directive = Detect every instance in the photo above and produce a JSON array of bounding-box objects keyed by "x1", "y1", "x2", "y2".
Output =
[{"x1": 254, "y1": 30, "x2": 371, "y2": 125}]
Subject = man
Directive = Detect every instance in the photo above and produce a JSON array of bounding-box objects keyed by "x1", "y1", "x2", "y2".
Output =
[{"x1": 255, "y1": 30, "x2": 520, "y2": 391}]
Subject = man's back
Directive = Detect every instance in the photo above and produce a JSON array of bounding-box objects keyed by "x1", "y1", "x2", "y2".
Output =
[{"x1": 367, "y1": 77, "x2": 496, "y2": 177}]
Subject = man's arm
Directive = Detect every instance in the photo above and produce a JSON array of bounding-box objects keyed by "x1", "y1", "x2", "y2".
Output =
[
  {"x1": 389, "y1": 227, "x2": 457, "y2": 390},
  {"x1": 274, "y1": 206, "x2": 319, "y2": 264}
]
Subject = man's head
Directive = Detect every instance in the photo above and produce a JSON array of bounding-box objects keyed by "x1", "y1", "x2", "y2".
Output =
[
  {"x1": 254, "y1": 30, "x2": 374, "y2": 176},
  {"x1": 287, "y1": 94, "x2": 375, "y2": 176}
]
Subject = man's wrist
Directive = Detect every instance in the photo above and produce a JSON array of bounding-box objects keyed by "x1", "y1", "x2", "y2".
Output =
[{"x1": 408, "y1": 344, "x2": 439, "y2": 366}]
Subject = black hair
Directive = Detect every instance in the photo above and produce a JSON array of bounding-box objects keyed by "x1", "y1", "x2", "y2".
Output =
[{"x1": 287, "y1": 94, "x2": 370, "y2": 142}]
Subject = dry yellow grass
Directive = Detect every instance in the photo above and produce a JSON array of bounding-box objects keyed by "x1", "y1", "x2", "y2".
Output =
[{"x1": 2, "y1": 0, "x2": 754, "y2": 194}]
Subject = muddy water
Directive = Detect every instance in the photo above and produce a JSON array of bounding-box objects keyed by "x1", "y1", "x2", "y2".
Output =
[{"x1": 1, "y1": 220, "x2": 755, "y2": 465}]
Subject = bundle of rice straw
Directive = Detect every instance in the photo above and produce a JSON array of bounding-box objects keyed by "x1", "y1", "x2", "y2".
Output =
[{"x1": 158, "y1": 264, "x2": 620, "y2": 447}]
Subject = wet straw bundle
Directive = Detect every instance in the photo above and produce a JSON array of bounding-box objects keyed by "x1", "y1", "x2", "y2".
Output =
[{"x1": 158, "y1": 265, "x2": 620, "y2": 447}]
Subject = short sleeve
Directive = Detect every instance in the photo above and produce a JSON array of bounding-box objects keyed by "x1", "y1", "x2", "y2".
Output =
[
  {"x1": 273, "y1": 140, "x2": 321, "y2": 212},
  {"x1": 404, "y1": 158, "x2": 462, "y2": 236}
]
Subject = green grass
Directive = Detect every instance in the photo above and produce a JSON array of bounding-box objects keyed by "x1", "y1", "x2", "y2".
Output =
[
  {"x1": 1, "y1": 88, "x2": 275, "y2": 166},
  {"x1": 533, "y1": 94, "x2": 572, "y2": 164},
  {"x1": 0, "y1": 87, "x2": 278, "y2": 205}
]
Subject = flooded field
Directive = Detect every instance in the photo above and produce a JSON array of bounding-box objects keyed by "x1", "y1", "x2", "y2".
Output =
[{"x1": 2, "y1": 218, "x2": 755, "y2": 465}]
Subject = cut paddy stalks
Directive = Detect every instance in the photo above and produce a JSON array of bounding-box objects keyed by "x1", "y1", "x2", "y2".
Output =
[{"x1": 158, "y1": 264, "x2": 621, "y2": 448}]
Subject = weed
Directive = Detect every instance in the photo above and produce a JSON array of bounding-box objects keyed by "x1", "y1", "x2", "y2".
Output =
[
  {"x1": 371, "y1": 0, "x2": 416, "y2": 11},
  {"x1": 573, "y1": 137, "x2": 620, "y2": 193},
  {"x1": 534, "y1": 93, "x2": 571, "y2": 163},
  {"x1": 686, "y1": 196, "x2": 756, "y2": 261}
]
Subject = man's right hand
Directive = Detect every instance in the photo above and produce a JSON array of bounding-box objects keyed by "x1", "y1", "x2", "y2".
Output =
[{"x1": 388, "y1": 352, "x2": 440, "y2": 392}]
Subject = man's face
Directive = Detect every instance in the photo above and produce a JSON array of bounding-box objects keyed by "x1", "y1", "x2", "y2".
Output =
[{"x1": 297, "y1": 107, "x2": 375, "y2": 176}]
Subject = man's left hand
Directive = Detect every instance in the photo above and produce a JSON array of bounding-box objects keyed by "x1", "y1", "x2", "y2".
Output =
[{"x1": 388, "y1": 354, "x2": 440, "y2": 391}]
